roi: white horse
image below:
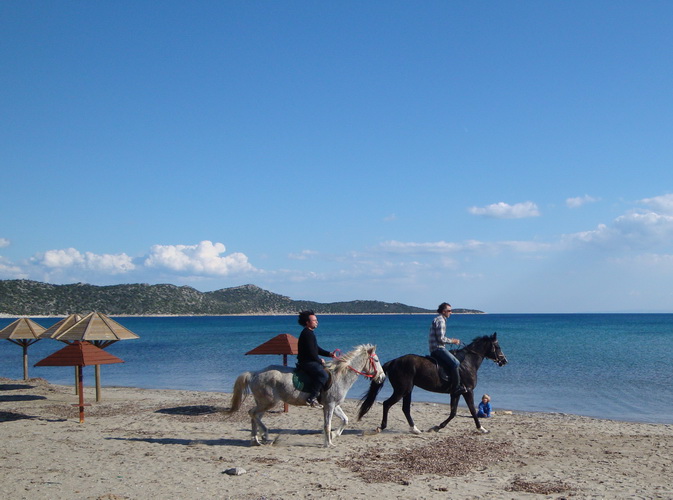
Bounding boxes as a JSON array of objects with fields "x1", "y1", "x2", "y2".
[{"x1": 225, "y1": 344, "x2": 385, "y2": 447}]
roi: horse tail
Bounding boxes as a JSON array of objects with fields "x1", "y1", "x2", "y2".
[
  {"x1": 357, "y1": 360, "x2": 390, "y2": 421},
  {"x1": 224, "y1": 371, "x2": 252, "y2": 415}
]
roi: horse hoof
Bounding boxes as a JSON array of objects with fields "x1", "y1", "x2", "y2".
[
  {"x1": 375, "y1": 427, "x2": 383, "y2": 433},
  {"x1": 427, "y1": 426, "x2": 441, "y2": 433},
  {"x1": 477, "y1": 427, "x2": 489, "y2": 434},
  {"x1": 409, "y1": 426, "x2": 422, "y2": 435}
]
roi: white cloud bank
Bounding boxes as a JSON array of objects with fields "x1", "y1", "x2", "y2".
[
  {"x1": 38, "y1": 248, "x2": 135, "y2": 274},
  {"x1": 564, "y1": 195, "x2": 673, "y2": 251},
  {"x1": 144, "y1": 240, "x2": 256, "y2": 276},
  {"x1": 468, "y1": 201, "x2": 540, "y2": 219}
]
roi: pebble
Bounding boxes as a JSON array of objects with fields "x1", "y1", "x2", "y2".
[{"x1": 223, "y1": 467, "x2": 247, "y2": 476}]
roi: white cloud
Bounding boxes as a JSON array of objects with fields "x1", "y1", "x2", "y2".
[
  {"x1": 379, "y1": 239, "x2": 550, "y2": 255},
  {"x1": 0, "y1": 256, "x2": 25, "y2": 278},
  {"x1": 38, "y1": 248, "x2": 135, "y2": 273},
  {"x1": 144, "y1": 240, "x2": 256, "y2": 276},
  {"x1": 563, "y1": 210, "x2": 673, "y2": 250},
  {"x1": 468, "y1": 201, "x2": 540, "y2": 219},
  {"x1": 640, "y1": 193, "x2": 673, "y2": 215},
  {"x1": 288, "y1": 250, "x2": 318, "y2": 260},
  {"x1": 0, "y1": 238, "x2": 10, "y2": 248},
  {"x1": 566, "y1": 194, "x2": 598, "y2": 208}
]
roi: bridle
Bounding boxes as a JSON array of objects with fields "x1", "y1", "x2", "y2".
[
  {"x1": 463, "y1": 340, "x2": 506, "y2": 365},
  {"x1": 333, "y1": 350, "x2": 379, "y2": 378},
  {"x1": 349, "y1": 353, "x2": 379, "y2": 378}
]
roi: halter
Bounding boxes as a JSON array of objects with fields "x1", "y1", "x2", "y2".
[{"x1": 333, "y1": 349, "x2": 379, "y2": 378}]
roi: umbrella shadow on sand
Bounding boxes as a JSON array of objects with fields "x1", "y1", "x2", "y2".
[
  {"x1": 0, "y1": 410, "x2": 66, "y2": 423},
  {"x1": 155, "y1": 405, "x2": 220, "y2": 416},
  {"x1": 105, "y1": 436, "x2": 250, "y2": 447}
]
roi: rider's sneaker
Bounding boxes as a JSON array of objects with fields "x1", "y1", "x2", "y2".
[{"x1": 306, "y1": 397, "x2": 323, "y2": 409}]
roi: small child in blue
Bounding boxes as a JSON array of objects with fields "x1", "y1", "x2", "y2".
[{"x1": 477, "y1": 394, "x2": 492, "y2": 418}]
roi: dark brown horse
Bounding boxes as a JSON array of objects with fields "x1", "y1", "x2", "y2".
[{"x1": 357, "y1": 333, "x2": 507, "y2": 434}]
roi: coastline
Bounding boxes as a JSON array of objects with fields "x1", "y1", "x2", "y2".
[{"x1": 1, "y1": 377, "x2": 671, "y2": 499}]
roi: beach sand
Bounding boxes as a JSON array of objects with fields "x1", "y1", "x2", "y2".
[{"x1": 1, "y1": 377, "x2": 671, "y2": 499}]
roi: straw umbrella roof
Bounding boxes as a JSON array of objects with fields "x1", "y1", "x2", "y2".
[
  {"x1": 0, "y1": 318, "x2": 46, "y2": 340},
  {"x1": 40, "y1": 314, "x2": 84, "y2": 339},
  {"x1": 35, "y1": 341, "x2": 124, "y2": 367},
  {"x1": 54, "y1": 312, "x2": 139, "y2": 344}
]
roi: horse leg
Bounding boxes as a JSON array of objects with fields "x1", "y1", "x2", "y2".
[
  {"x1": 463, "y1": 391, "x2": 488, "y2": 433},
  {"x1": 248, "y1": 401, "x2": 274, "y2": 445},
  {"x1": 332, "y1": 404, "x2": 348, "y2": 439},
  {"x1": 323, "y1": 404, "x2": 336, "y2": 448},
  {"x1": 429, "y1": 394, "x2": 460, "y2": 432},
  {"x1": 378, "y1": 389, "x2": 405, "y2": 432},
  {"x1": 402, "y1": 393, "x2": 421, "y2": 434}
]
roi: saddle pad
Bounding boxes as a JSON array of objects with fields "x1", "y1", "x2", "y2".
[
  {"x1": 291, "y1": 369, "x2": 333, "y2": 392},
  {"x1": 292, "y1": 370, "x2": 311, "y2": 391}
]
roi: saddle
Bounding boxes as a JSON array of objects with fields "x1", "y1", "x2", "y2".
[
  {"x1": 426, "y1": 352, "x2": 451, "y2": 384},
  {"x1": 292, "y1": 367, "x2": 333, "y2": 393}
]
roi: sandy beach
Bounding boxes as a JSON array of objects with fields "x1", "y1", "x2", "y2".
[{"x1": 1, "y1": 377, "x2": 671, "y2": 499}]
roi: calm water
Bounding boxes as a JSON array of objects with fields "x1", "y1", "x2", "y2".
[{"x1": 1, "y1": 314, "x2": 672, "y2": 424}]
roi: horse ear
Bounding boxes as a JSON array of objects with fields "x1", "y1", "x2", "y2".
[{"x1": 491, "y1": 332, "x2": 497, "y2": 339}]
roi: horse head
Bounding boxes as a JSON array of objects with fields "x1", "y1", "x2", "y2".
[
  {"x1": 468, "y1": 332, "x2": 508, "y2": 366},
  {"x1": 487, "y1": 332, "x2": 508, "y2": 366},
  {"x1": 366, "y1": 346, "x2": 386, "y2": 383},
  {"x1": 331, "y1": 344, "x2": 386, "y2": 383}
]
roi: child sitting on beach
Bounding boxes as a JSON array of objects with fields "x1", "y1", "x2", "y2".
[{"x1": 477, "y1": 394, "x2": 492, "y2": 418}]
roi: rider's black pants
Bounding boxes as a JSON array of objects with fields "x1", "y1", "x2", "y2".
[{"x1": 298, "y1": 361, "x2": 329, "y2": 399}]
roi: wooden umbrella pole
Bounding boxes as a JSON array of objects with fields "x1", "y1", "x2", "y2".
[
  {"x1": 283, "y1": 354, "x2": 289, "y2": 413},
  {"x1": 74, "y1": 367, "x2": 79, "y2": 395},
  {"x1": 78, "y1": 366, "x2": 85, "y2": 423},
  {"x1": 22, "y1": 343, "x2": 29, "y2": 381},
  {"x1": 95, "y1": 365, "x2": 101, "y2": 402}
]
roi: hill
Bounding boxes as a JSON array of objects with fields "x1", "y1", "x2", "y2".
[{"x1": 0, "y1": 279, "x2": 483, "y2": 316}]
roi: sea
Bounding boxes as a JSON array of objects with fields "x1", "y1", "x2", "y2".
[{"x1": 1, "y1": 314, "x2": 672, "y2": 425}]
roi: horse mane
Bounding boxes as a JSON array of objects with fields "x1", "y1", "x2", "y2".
[
  {"x1": 327, "y1": 344, "x2": 374, "y2": 376},
  {"x1": 451, "y1": 335, "x2": 492, "y2": 361}
]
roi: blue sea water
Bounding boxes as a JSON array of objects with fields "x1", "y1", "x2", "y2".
[{"x1": 1, "y1": 314, "x2": 672, "y2": 424}]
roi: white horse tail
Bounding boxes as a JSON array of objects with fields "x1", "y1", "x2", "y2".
[{"x1": 224, "y1": 371, "x2": 252, "y2": 415}]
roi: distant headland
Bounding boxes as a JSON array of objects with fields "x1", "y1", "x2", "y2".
[{"x1": 0, "y1": 279, "x2": 484, "y2": 316}]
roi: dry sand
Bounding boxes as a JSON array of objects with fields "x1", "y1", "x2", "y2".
[{"x1": 1, "y1": 377, "x2": 671, "y2": 499}]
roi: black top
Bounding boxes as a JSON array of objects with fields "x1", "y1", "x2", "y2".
[{"x1": 297, "y1": 327, "x2": 331, "y2": 365}]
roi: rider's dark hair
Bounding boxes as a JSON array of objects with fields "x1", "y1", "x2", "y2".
[
  {"x1": 437, "y1": 302, "x2": 451, "y2": 314},
  {"x1": 298, "y1": 310, "x2": 315, "y2": 326}
]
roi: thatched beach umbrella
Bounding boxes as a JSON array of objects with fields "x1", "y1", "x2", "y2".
[
  {"x1": 35, "y1": 341, "x2": 124, "y2": 423},
  {"x1": 246, "y1": 333, "x2": 299, "y2": 412},
  {"x1": 40, "y1": 314, "x2": 84, "y2": 393},
  {"x1": 52, "y1": 312, "x2": 139, "y2": 401},
  {"x1": 0, "y1": 318, "x2": 46, "y2": 380}
]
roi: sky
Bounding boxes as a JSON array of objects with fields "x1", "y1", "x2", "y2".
[{"x1": 2, "y1": 1, "x2": 673, "y2": 313}]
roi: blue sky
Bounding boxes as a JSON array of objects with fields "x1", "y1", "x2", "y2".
[{"x1": 2, "y1": 1, "x2": 673, "y2": 313}]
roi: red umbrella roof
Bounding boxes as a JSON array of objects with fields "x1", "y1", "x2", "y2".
[
  {"x1": 35, "y1": 341, "x2": 124, "y2": 367},
  {"x1": 246, "y1": 333, "x2": 298, "y2": 355}
]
